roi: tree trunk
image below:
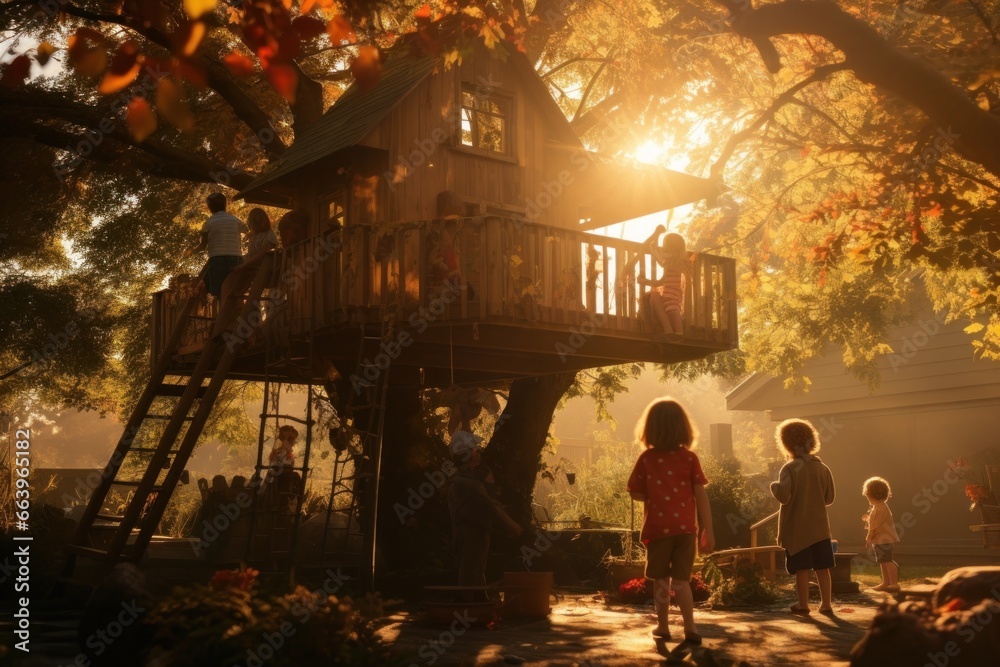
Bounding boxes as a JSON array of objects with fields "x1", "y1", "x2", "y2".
[
  {"x1": 482, "y1": 371, "x2": 578, "y2": 527},
  {"x1": 373, "y1": 372, "x2": 576, "y2": 575}
]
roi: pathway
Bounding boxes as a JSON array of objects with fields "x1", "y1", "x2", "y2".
[{"x1": 378, "y1": 594, "x2": 878, "y2": 666}]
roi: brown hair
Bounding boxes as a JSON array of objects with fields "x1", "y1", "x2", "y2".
[
  {"x1": 277, "y1": 209, "x2": 309, "y2": 246},
  {"x1": 634, "y1": 397, "x2": 697, "y2": 452},
  {"x1": 277, "y1": 425, "x2": 298, "y2": 442},
  {"x1": 207, "y1": 192, "x2": 227, "y2": 213},
  {"x1": 863, "y1": 476, "x2": 891, "y2": 502},
  {"x1": 248, "y1": 208, "x2": 272, "y2": 232},
  {"x1": 776, "y1": 418, "x2": 820, "y2": 458}
]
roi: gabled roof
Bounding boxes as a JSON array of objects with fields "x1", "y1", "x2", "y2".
[
  {"x1": 240, "y1": 45, "x2": 441, "y2": 199},
  {"x1": 239, "y1": 39, "x2": 719, "y2": 217}
]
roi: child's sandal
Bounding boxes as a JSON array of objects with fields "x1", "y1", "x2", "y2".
[
  {"x1": 652, "y1": 628, "x2": 672, "y2": 640},
  {"x1": 790, "y1": 605, "x2": 811, "y2": 616},
  {"x1": 682, "y1": 632, "x2": 702, "y2": 646}
]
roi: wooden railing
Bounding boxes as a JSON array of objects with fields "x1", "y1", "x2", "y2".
[{"x1": 151, "y1": 217, "x2": 738, "y2": 361}]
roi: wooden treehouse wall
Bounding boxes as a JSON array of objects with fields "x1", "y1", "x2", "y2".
[{"x1": 350, "y1": 48, "x2": 577, "y2": 228}]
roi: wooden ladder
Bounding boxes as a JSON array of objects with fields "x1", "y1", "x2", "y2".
[
  {"x1": 71, "y1": 257, "x2": 275, "y2": 567},
  {"x1": 318, "y1": 322, "x2": 392, "y2": 591}
]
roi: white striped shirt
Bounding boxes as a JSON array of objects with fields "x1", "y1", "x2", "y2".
[{"x1": 201, "y1": 212, "x2": 248, "y2": 257}]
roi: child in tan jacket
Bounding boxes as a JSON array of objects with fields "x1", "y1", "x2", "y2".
[
  {"x1": 862, "y1": 476, "x2": 900, "y2": 591},
  {"x1": 769, "y1": 419, "x2": 837, "y2": 616}
]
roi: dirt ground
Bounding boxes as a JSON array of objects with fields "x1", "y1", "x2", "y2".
[{"x1": 378, "y1": 593, "x2": 882, "y2": 666}]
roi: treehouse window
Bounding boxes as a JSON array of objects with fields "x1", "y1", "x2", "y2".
[
  {"x1": 460, "y1": 85, "x2": 509, "y2": 155},
  {"x1": 323, "y1": 190, "x2": 346, "y2": 228}
]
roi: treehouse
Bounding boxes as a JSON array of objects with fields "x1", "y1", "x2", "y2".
[
  {"x1": 154, "y1": 39, "x2": 738, "y2": 382},
  {"x1": 71, "y1": 40, "x2": 738, "y2": 582}
]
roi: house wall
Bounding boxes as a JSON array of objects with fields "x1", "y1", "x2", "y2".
[
  {"x1": 727, "y1": 316, "x2": 1000, "y2": 560},
  {"x1": 794, "y1": 402, "x2": 998, "y2": 559},
  {"x1": 355, "y1": 46, "x2": 580, "y2": 227}
]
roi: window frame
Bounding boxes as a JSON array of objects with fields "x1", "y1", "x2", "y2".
[{"x1": 453, "y1": 81, "x2": 516, "y2": 162}]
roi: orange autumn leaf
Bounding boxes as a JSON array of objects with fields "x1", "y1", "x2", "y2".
[
  {"x1": 266, "y1": 62, "x2": 297, "y2": 103},
  {"x1": 350, "y1": 45, "x2": 382, "y2": 92},
  {"x1": 175, "y1": 58, "x2": 208, "y2": 88},
  {"x1": 415, "y1": 4, "x2": 432, "y2": 22},
  {"x1": 300, "y1": 0, "x2": 317, "y2": 13},
  {"x1": 176, "y1": 21, "x2": 206, "y2": 57},
  {"x1": 156, "y1": 77, "x2": 195, "y2": 131},
  {"x1": 223, "y1": 52, "x2": 255, "y2": 77},
  {"x1": 68, "y1": 28, "x2": 109, "y2": 77},
  {"x1": 36, "y1": 42, "x2": 56, "y2": 67},
  {"x1": 98, "y1": 42, "x2": 142, "y2": 94},
  {"x1": 126, "y1": 97, "x2": 158, "y2": 142},
  {"x1": 924, "y1": 202, "x2": 944, "y2": 218},
  {"x1": 327, "y1": 15, "x2": 355, "y2": 44},
  {"x1": 183, "y1": 0, "x2": 216, "y2": 20}
]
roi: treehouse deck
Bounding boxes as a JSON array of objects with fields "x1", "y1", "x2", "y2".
[{"x1": 152, "y1": 216, "x2": 738, "y2": 385}]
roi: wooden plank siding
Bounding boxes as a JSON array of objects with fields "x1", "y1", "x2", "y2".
[{"x1": 331, "y1": 47, "x2": 581, "y2": 230}]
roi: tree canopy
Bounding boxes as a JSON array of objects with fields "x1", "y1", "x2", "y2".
[{"x1": 2, "y1": 0, "x2": 1000, "y2": 420}]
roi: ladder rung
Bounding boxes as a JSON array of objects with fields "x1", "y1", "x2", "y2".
[
  {"x1": 95, "y1": 513, "x2": 124, "y2": 522},
  {"x1": 67, "y1": 545, "x2": 110, "y2": 559},
  {"x1": 111, "y1": 481, "x2": 164, "y2": 490},
  {"x1": 259, "y1": 413, "x2": 315, "y2": 425},
  {"x1": 254, "y1": 464, "x2": 310, "y2": 472},
  {"x1": 156, "y1": 384, "x2": 207, "y2": 398}
]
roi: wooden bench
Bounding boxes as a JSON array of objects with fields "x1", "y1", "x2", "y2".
[
  {"x1": 710, "y1": 545, "x2": 786, "y2": 580},
  {"x1": 969, "y1": 523, "x2": 1000, "y2": 549}
]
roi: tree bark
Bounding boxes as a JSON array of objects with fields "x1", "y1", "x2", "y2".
[
  {"x1": 482, "y1": 371, "x2": 578, "y2": 527},
  {"x1": 726, "y1": 0, "x2": 1000, "y2": 179}
]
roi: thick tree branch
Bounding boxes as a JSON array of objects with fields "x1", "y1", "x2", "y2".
[
  {"x1": 569, "y1": 90, "x2": 625, "y2": 136},
  {"x1": 572, "y1": 50, "x2": 612, "y2": 123},
  {"x1": 0, "y1": 89, "x2": 255, "y2": 188},
  {"x1": 711, "y1": 63, "x2": 846, "y2": 178},
  {"x1": 54, "y1": 1, "x2": 287, "y2": 158},
  {"x1": 724, "y1": 0, "x2": 1000, "y2": 180}
]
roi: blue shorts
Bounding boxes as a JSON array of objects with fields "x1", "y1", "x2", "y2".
[
  {"x1": 785, "y1": 538, "x2": 835, "y2": 574},
  {"x1": 207, "y1": 255, "x2": 241, "y2": 297}
]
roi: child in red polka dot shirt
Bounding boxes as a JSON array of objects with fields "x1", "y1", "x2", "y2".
[{"x1": 627, "y1": 397, "x2": 715, "y2": 646}]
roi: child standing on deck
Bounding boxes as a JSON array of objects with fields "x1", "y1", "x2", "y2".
[
  {"x1": 862, "y1": 476, "x2": 900, "y2": 592},
  {"x1": 627, "y1": 398, "x2": 715, "y2": 645},
  {"x1": 770, "y1": 419, "x2": 837, "y2": 616}
]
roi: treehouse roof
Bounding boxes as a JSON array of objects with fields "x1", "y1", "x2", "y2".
[
  {"x1": 239, "y1": 39, "x2": 721, "y2": 222},
  {"x1": 240, "y1": 44, "x2": 442, "y2": 199}
]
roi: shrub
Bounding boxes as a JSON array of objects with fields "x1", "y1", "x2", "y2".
[
  {"x1": 615, "y1": 573, "x2": 711, "y2": 606},
  {"x1": 701, "y1": 456, "x2": 774, "y2": 550},
  {"x1": 144, "y1": 569, "x2": 400, "y2": 666},
  {"x1": 701, "y1": 557, "x2": 780, "y2": 608}
]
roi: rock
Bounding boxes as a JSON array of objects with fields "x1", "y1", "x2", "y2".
[{"x1": 932, "y1": 566, "x2": 1000, "y2": 609}]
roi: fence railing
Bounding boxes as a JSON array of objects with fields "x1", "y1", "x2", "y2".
[{"x1": 151, "y1": 217, "x2": 738, "y2": 362}]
